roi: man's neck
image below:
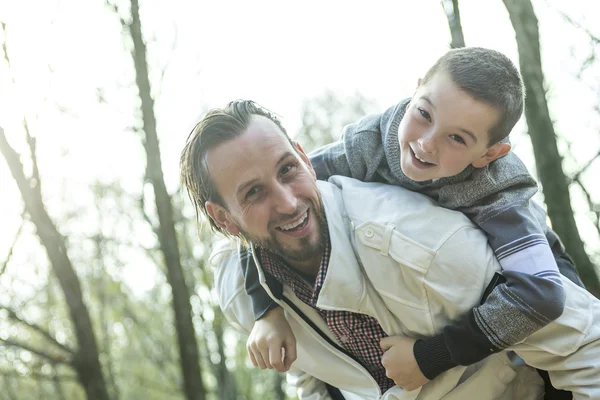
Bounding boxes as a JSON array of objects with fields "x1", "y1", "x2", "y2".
[{"x1": 286, "y1": 256, "x2": 322, "y2": 279}]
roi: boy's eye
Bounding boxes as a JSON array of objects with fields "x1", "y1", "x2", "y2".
[
  {"x1": 418, "y1": 107, "x2": 432, "y2": 122},
  {"x1": 450, "y1": 134, "x2": 466, "y2": 145}
]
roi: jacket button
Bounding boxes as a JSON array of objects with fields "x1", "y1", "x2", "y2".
[{"x1": 365, "y1": 228, "x2": 374, "y2": 238}]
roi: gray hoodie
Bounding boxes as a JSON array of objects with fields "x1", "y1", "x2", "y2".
[{"x1": 308, "y1": 98, "x2": 569, "y2": 378}]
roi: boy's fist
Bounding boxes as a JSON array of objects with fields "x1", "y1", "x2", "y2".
[{"x1": 381, "y1": 335, "x2": 429, "y2": 391}]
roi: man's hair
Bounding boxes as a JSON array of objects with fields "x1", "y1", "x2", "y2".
[
  {"x1": 180, "y1": 100, "x2": 293, "y2": 236},
  {"x1": 421, "y1": 47, "x2": 524, "y2": 146}
]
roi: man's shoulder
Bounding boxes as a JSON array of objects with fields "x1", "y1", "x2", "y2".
[
  {"x1": 209, "y1": 239, "x2": 247, "y2": 308},
  {"x1": 321, "y1": 177, "x2": 481, "y2": 251}
]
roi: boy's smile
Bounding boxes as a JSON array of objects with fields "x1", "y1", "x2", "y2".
[{"x1": 398, "y1": 72, "x2": 510, "y2": 182}]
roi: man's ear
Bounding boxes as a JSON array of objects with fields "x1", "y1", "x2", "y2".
[
  {"x1": 472, "y1": 142, "x2": 511, "y2": 168},
  {"x1": 294, "y1": 142, "x2": 317, "y2": 179},
  {"x1": 206, "y1": 201, "x2": 240, "y2": 236}
]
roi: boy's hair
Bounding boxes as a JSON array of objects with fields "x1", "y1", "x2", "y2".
[
  {"x1": 180, "y1": 100, "x2": 293, "y2": 237},
  {"x1": 421, "y1": 47, "x2": 524, "y2": 146}
]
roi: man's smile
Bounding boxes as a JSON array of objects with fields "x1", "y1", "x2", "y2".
[{"x1": 275, "y1": 209, "x2": 311, "y2": 236}]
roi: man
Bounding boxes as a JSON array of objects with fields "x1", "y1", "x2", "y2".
[{"x1": 181, "y1": 100, "x2": 600, "y2": 400}]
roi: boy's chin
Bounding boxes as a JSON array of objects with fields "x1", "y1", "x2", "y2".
[{"x1": 401, "y1": 165, "x2": 435, "y2": 182}]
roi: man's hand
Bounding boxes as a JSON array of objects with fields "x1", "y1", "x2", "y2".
[
  {"x1": 380, "y1": 336, "x2": 429, "y2": 391},
  {"x1": 247, "y1": 306, "x2": 297, "y2": 372}
]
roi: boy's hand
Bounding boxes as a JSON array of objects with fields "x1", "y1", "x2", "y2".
[
  {"x1": 380, "y1": 336, "x2": 429, "y2": 391},
  {"x1": 247, "y1": 306, "x2": 297, "y2": 372}
]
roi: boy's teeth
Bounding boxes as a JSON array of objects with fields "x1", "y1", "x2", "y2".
[
  {"x1": 280, "y1": 211, "x2": 308, "y2": 231},
  {"x1": 416, "y1": 154, "x2": 431, "y2": 164}
]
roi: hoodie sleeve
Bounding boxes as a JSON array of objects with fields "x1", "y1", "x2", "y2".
[{"x1": 308, "y1": 104, "x2": 399, "y2": 182}]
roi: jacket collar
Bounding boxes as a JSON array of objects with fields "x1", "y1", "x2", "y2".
[{"x1": 251, "y1": 180, "x2": 366, "y2": 312}]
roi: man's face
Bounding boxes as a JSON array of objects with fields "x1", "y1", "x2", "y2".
[
  {"x1": 206, "y1": 116, "x2": 326, "y2": 265},
  {"x1": 398, "y1": 71, "x2": 504, "y2": 181}
]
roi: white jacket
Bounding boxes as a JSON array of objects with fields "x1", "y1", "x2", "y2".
[{"x1": 211, "y1": 177, "x2": 600, "y2": 399}]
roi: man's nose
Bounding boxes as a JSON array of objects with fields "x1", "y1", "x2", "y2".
[{"x1": 273, "y1": 184, "x2": 297, "y2": 215}]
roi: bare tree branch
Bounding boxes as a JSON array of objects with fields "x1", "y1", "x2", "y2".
[
  {"x1": 130, "y1": 374, "x2": 180, "y2": 397},
  {"x1": 0, "y1": 339, "x2": 71, "y2": 365},
  {"x1": 122, "y1": 304, "x2": 179, "y2": 383},
  {"x1": 52, "y1": 364, "x2": 68, "y2": 400},
  {"x1": 440, "y1": 0, "x2": 466, "y2": 48},
  {"x1": 570, "y1": 149, "x2": 600, "y2": 182},
  {"x1": 23, "y1": 119, "x2": 41, "y2": 196},
  {"x1": 154, "y1": 22, "x2": 178, "y2": 100},
  {"x1": 0, "y1": 306, "x2": 75, "y2": 355},
  {"x1": 554, "y1": 8, "x2": 600, "y2": 44},
  {"x1": 573, "y1": 178, "x2": 600, "y2": 236},
  {"x1": 0, "y1": 212, "x2": 25, "y2": 277},
  {"x1": 139, "y1": 186, "x2": 159, "y2": 235},
  {"x1": 0, "y1": 370, "x2": 78, "y2": 383},
  {"x1": 547, "y1": 4, "x2": 598, "y2": 76},
  {"x1": 90, "y1": 197, "x2": 121, "y2": 400},
  {"x1": 2, "y1": 25, "x2": 40, "y2": 177},
  {"x1": 2, "y1": 375, "x2": 18, "y2": 400},
  {"x1": 105, "y1": 0, "x2": 129, "y2": 30},
  {"x1": 0, "y1": 124, "x2": 109, "y2": 400}
]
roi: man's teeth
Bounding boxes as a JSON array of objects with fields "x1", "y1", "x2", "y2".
[{"x1": 279, "y1": 211, "x2": 308, "y2": 231}]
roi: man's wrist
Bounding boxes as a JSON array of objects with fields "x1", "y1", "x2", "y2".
[{"x1": 413, "y1": 335, "x2": 457, "y2": 380}]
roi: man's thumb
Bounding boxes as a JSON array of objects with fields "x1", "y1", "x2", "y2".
[{"x1": 380, "y1": 336, "x2": 393, "y2": 351}]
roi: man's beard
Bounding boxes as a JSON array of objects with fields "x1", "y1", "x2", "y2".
[{"x1": 238, "y1": 197, "x2": 328, "y2": 264}]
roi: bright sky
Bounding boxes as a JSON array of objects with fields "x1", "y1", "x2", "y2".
[{"x1": 1, "y1": 0, "x2": 599, "y2": 294}]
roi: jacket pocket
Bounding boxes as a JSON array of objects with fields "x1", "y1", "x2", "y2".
[
  {"x1": 354, "y1": 221, "x2": 436, "y2": 336},
  {"x1": 438, "y1": 353, "x2": 543, "y2": 400}
]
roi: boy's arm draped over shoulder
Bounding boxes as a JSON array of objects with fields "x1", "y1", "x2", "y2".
[
  {"x1": 239, "y1": 243, "x2": 283, "y2": 319},
  {"x1": 415, "y1": 153, "x2": 567, "y2": 379},
  {"x1": 308, "y1": 101, "x2": 409, "y2": 183}
]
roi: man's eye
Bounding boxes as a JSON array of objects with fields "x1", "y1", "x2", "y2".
[
  {"x1": 280, "y1": 164, "x2": 295, "y2": 175},
  {"x1": 246, "y1": 187, "x2": 260, "y2": 199},
  {"x1": 418, "y1": 107, "x2": 432, "y2": 122},
  {"x1": 450, "y1": 134, "x2": 466, "y2": 145}
]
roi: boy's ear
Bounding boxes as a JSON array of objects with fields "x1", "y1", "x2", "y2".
[
  {"x1": 294, "y1": 142, "x2": 317, "y2": 179},
  {"x1": 472, "y1": 142, "x2": 511, "y2": 168},
  {"x1": 206, "y1": 201, "x2": 240, "y2": 236}
]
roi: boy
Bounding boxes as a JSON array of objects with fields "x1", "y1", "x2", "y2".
[{"x1": 242, "y1": 47, "x2": 583, "y2": 389}]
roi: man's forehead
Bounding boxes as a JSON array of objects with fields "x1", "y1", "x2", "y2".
[{"x1": 205, "y1": 116, "x2": 296, "y2": 196}]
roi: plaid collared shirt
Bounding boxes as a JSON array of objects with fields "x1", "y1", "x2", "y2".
[{"x1": 257, "y1": 242, "x2": 394, "y2": 393}]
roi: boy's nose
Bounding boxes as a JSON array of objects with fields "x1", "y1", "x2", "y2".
[{"x1": 418, "y1": 134, "x2": 436, "y2": 154}]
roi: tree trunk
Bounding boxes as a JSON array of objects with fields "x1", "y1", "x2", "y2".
[
  {"x1": 441, "y1": 0, "x2": 466, "y2": 48},
  {"x1": 0, "y1": 129, "x2": 110, "y2": 400},
  {"x1": 273, "y1": 372, "x2": 286, "y2": 400},
  {"x1": 503, "y1": 0, "x2": 600, "y2": 297},
  {"x1": 214, "y1": 312, "x2": 238, "y2": 400},
  {"x1": 126, "y1": 0, "x2": 206, "y2": 398}
]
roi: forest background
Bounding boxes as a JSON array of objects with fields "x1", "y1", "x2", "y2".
[{"x1": 1, "y1": 0, "x2": 600, "y2": 399}]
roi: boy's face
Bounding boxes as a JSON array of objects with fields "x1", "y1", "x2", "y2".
[{"x1": 398, "y1": 71, "x2": 509, "y2": 182}]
